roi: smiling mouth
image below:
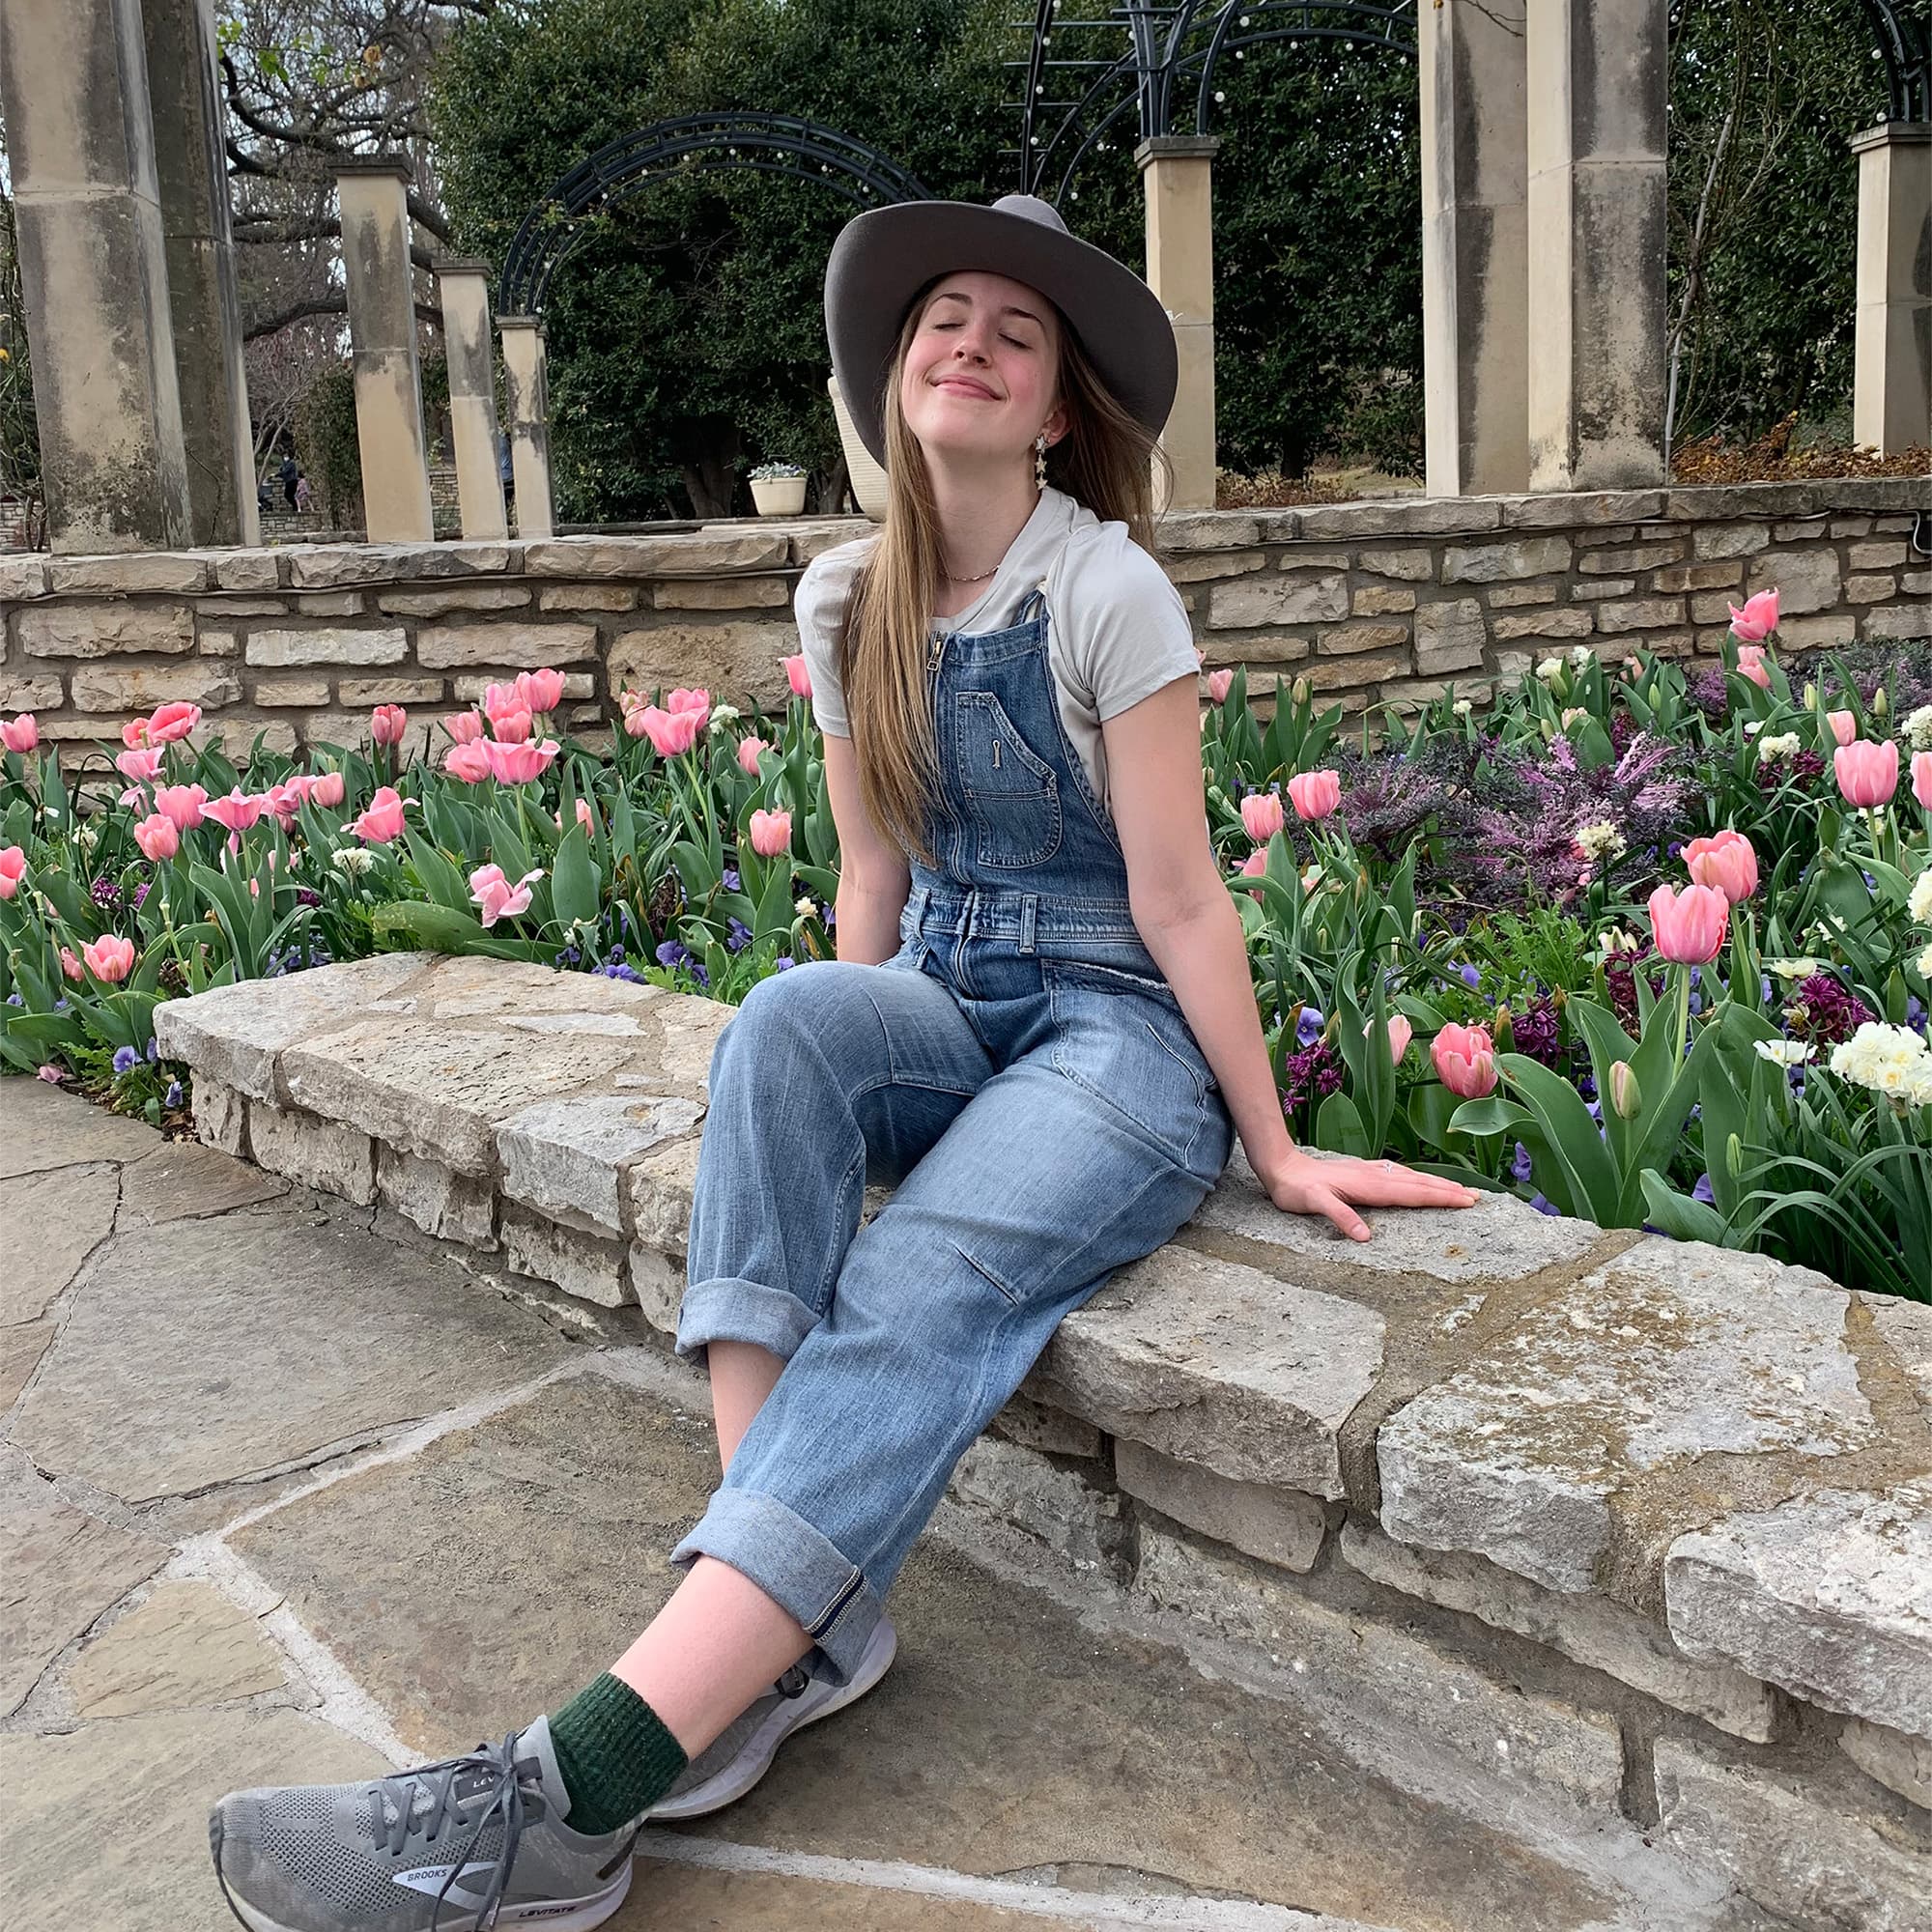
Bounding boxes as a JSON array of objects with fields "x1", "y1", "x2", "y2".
[{"x1": 933, "y1": 379, "x2": 997, "y2": 400}]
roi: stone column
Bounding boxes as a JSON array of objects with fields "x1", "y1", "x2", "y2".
[
  {"x1": 1851, "y1": 123, "x2": 1932, "y2": 458},
  {"x1": 436, "y1": 260, "x2": 508, "y2": 541},
  {"x1": 334, "y1": 157, "x2": 434, "y2": 544},
  {"x1": 0, "y1": 0, "x2": 191, "y2": 552},
  {"x1": 497, "y1": 317, "x2": 554, "y2": 540},
  {"x1": 1420, "y1": 0, "x2": 1529, "y2": 497},
  {"x1": 141, "y1": 0, "x2": 258, "y2": 547},
  {"x1": 1524, "y1": 0, "x2": 1669, "y2": 491},
  {"x1": 1135, "y1": 135, "x2": 1219, "y2": 513}
]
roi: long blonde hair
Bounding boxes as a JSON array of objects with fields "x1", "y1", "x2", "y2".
[{"x1": 836, "y1": 280, "x2": 1176, "y2": 867}]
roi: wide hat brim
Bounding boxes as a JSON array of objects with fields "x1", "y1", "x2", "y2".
[{"x1": 824, "y1": 196, "x2": 1178, "y2": 468}]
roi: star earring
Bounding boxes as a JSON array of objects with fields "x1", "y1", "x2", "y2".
[{"x1": 1035, "y1": 432, "x2": 1048, "y2": 488}]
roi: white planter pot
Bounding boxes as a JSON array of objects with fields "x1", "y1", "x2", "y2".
[
  {"x1": 828, "y1": 376, "x2": 889, "y2": 522},
  {"x1": 750, "y1": 474, "x2": 808, "y2": 517}
]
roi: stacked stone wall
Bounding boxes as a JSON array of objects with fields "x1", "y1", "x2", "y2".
[{"x1": 3, "y1": 479, "x2": 1925, "y2": 752}]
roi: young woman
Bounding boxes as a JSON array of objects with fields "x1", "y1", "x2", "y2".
[{"x1": 209, "y1": 192, "x2": 1476, "y2": 1932}]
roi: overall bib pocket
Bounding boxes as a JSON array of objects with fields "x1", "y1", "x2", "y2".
[{"x1": 955, "y1": 690, "x2": 1063, "y2": 869}]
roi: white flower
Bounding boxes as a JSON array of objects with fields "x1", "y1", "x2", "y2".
[
  {"x1": 1568, "y1": 645, "x2": 1594, "y2": 670},
  {"x1": 330, "y1": 847, "x2": 375, "y2": 877},
  {"x1": 1918, "y1": 942, "x2": 1932, "y2": 978},
  {"x1": 1452, "y1": 698, "x2": 1473, "y2": 719},
  {"x1": 1909, "y1": 869, "x2": 1932, "y2": 925},
  {"x1": 1757, "y1": 732, "x2": 1802, "y2": 761},
  {"x1": 1574, "y1": 820, "x2": 1627, "y2": 864},
  {"x1": 1829, "y1": 1021, "x2": 1932, "y2": 1108},
  {"x1": 1766, "y1": 956, "x2": 1821, "y2": 980},
  {"x1": 794, "y1": 895, "x2": 818, "y2": 920},
  {"x1": 1743, "y1": 720, "x2": 1762, "y2": 737},
  {"x1": 706, "y1": 703, "x2": 742, "y2": 733},
  {"x1": 1904, "y1": 703, "x2": 1932, "y2": 752},
  {"x1": 77, "y1": 825, "x2": 98, "y2": 852},
  {"x1": 1535, "y1": 657, "x2": 1564, "y2": 684},
  {"x1": 1754, "y1": 1038, "x2": 1814, "y2": 1066}
]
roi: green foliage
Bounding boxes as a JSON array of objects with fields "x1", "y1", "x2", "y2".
[{"x1": 293, "y1": 363, "x2": 362, "y2": 528}]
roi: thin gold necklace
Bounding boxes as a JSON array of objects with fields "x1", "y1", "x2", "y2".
[{"x1": 941, "y1": 487, "x2": 1042, "y2": 584}]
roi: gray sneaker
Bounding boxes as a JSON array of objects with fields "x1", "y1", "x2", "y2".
[
  {"x1": 210, "y1": 1716, "x2": 635, "y2": 1932},
  {"x1": 647, "y1": 1615, "x2": 898, "y2": 1821}
]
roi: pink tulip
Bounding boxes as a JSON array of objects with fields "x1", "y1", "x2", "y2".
[
  {"x1": 1239, "y1": 790, "x2": 1285, "y2": 841},
  {"x1": 370, "y1": 703, "x2": 408, "y2": 747},
  {"x1": 152, "y1": 783, "x2": 207, "y2": 833},
  {"x1": 737, "y1": 735, "x2": 770, "y2": 777},
  {"x1": 60, "y1": 947, "x2": 83, "y2": 982},
  {"x1": 444, "y1": 741, "x2": 495, "y2": 784},
  {"x1": 491, "y1": 706, "x2": 534, "y2": 746},
  {"x1": 637, "y1": 705, "x2": 704, "y2": 757},
  {"x1": 1207, "y1": 668, "x2": 1235, "y2": 704},
  {"x1": 1287, "y1": 770, "x2": 1343, "y2": 823},
  {"x1": 115, "y1": 746, "x2": 164, "y2": 782},
  {"x1": 201, "y1": 787, "x2": 265, "y2": 835},
  {"x1": 145, "y1": 701, "x2": 201, "y2": 745},
  {"x1": 1913, "y1": 750, "x2": 1932, "y2": 812},
  {"x1": 781, "y1": 655, "x2": 812, "y2": 698},
  {"x1": 1727, "y1": 588, "x2": 1779, "y2": 642},
  {"x1": 445, "y1": 710, "x2": 486, "y2": 745},
  {"x1": 1834, "y1": 738, "x2": 1898, "y2": 810},
  {"x1": 1432, "y1": 1021, "x2": 1497, "y2": 1099},
  {"x1": 1826, "y1": 710, "x2": 1858, "y2": 747},
  {"x1": 1236, "y1": 849, "x2": 1268, "y2": 879},
  {"x1": 1734, "y1": 644, "x2": 1772, "y2": 691},
  {"x1": 82, "y1": 933, "x2": 135, "y2": 983},
  {"x1": 1683, "y1": 829, "x2": 1758, "y2": 905},
  {"x1": 1, "y1": 713, "x2": 38, "y2": 753},
  {"x1": 749, "y1": 808, "x2": 791, "y2": 858},
  {"x1": 120, "y1": 718, "x2": 153, "y2": 750},
  {"x1": 480, "y1": 737, "x2": 558, "y2": 785},
  {"x1": 132, "y1": 812, "x2": 180, "y2": 862},
  {"x1": 35, "y1": 1064, "x2": 64, "y2": 1083},
  {"x1": 666, "y1": 685, "x2": 711, "y2": 724},
  {"x1": 468, "y1": 862, "x2": 544, "y2": 927},
  {"x1": 1648, "y1": 882, "x2": 1730, "y2": 965},
  {"x1": 0, "y1": 846, "x2": 24, "y2": 899},
  {"x1": 517, "y1": 668, "x2": 566, "y2": 715},
  {"x1": 349, "y1": 785, "x2": 407, "y2": 843},
  {"x1": 308, "y1": 770, "x2": 345, "y2": 809},
  {"x1": 261, "y1": 781, "x2": 304, "y2": 824},
  {"x1": 1385, "y1": 1014, "x2": 1413, "y2": 1065},
  {"x1": 481, "y1": 681, "x2": 524, "y2": 723}
]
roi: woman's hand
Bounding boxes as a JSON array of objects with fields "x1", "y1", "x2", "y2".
[{"x1": 1257, "y1": 1147, "x2": 1482, "y2": 1243}]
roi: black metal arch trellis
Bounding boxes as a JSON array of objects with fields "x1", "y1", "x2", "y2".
[
  {"x1": 498, "y1": 113, "x2": 935, "y2": 316},
  {"x1": 1858, "y1": 0, "x2": 1932, "y2": 122}
]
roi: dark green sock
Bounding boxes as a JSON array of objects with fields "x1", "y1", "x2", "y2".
[{"x1": 546, "y1": 1673, "x2": 688, "y2": 1835}]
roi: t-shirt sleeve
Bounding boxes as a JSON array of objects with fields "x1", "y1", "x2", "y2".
[
  {"x1": 794, "y1": 542, "x2": 870, "y2": 739},
  {"x1": 1058, "y1": 526, "x2": 1201, "y2": 722}
]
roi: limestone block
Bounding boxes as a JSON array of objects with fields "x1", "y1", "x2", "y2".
[
  {"x1": 47, "y1": 554, "x2": 211, "y2": 595},
  {"x1": 1866, "y1": 1297, "x2": 1932, "y2": 1419},
  {"x1": 1780, "y1": 614, "x2": 1861, "y2": 647},
  {"x1": 191, "y1": 1078, "x2": 247, "y2": 1156},
  {"x1": 68, "y1": 666, "x2": 241, "y2": 713},
  {"x1": 1316, "y1": 622, "x2": 1410, "y2": 658},
  {"x1": 1357, "y1": 548, "x2": 1436, "y2": 582},
  {"x1": 1690, "y1": 523, "x2": 1772, "y2": 560},
  {"x1": 1040, "y1": 1243, "x2": 1384, "y2": 1499},
  {"x1": 989, "y1": 1388, "x2": 1103, "y2": 1461},
  {"x1": 18, "y1": 603, "x2": 195, "y2": 658},
  {"x1": 1572, "y1": 579, "x2": 1638, "y2": 601},
  {"x1": 67, "y1": 1580, "x2": 284, "y2": 1718},
  {"x1": 1840, "y1": 1717, "x2": 1932, "y2": 1810},
  {"x1": 497, "y1": 1093, "x2": 705, "y2": 1237},
  {"x1": 1665, "y1": 1479, "x2": 1932, "y2": 1738},
  {"x1": 652, "y1": 577, "x2": 791, "y2": 611},
  {"x1": 1488, "y1": 583, "x2": 1559, "y2": 608},
  {"x1": 1133, "y1": 1522, "x2": 1626, "y2": 1804},
  {"x1": 501, "y1": 1205, "x2": 630, "y2": 1308},
  {"x1": 414, "y1": 543, "x2": 517, "y2": 579},
  {"x1": 415, "y1": 622, "x2": 598, "y2": 670},
  {"x1": 1379, "y1": 1241, "x2": 1874, "y2": 1595},
  {"x1": 1505, "y1": 490, "x2": 1666, "y2": 527},
  {"x1": 1223, "y1": 632, "x2": 1312, "y2": 665},
  {"x1": 452, "y1": 673, "x2": 594, "y2": 704},
  {"x1": 607, "y1": 622, "x2": 797, "y2": 709},
  {"x1": 622, "y1": 1135, "x2": 704, "y2": 1260},
  {"x1": 416, "y1": 955, "x2": 665, "y2": 1029},
  {"x1": 789, "y1": 524, "x2": 869, "y2": 562},
  {"x1": 1849, "y1": 543, "x2": 1910, "y2": 570},
  {"x1": 1654, "y1": 1739, "x2": 1932, "y2": 1932},
  {"x1": 1274, "y1": 551, "x2": 1355, "y2": 572},
  {"x1": 1832, "y1": 519, "x2": 1875, "y2": 538},
  {"x1": 1587, "y1": 598, "x2": 1685, "y2": 630},
  {"x1": 540, "y1": 585, "x2": 635, "y2": 611},
  {"x1": 284, "y1": 545, "x2": 430, "y2": 589},
  {"x1": 335, "y1": 677, "x2": 446, "y2": 706},
  {"x1": 1652, "y1": 561, "x2": 1743, "y2": 592},
  {"x1": 950, "y1": 1436, "x2": 1123, "y2": 1574},
  {"x1": 1208, "y1": 575, "x2": 1349, "y2": 629},
  {"x1": 1440, "y1": 537, "x2": 1573, "y2": 583},
  {"x1": 1576, "y1": 542, "x2": 1683, "y2": 575},
  {"x1": 1352, "y1": 586, "x2": 1417, "y2": 615},
  {"x1": 244, "y1": 628, "x2": 408, "y2": 668},
  {"x1": 251, "y1": 675, "x2": 332, "y2": 707},
  {"x1": 626, "y1": 1245, "x2": 684, "y2": 1334},
  {"x1": 376, "y1": 585, "x2": 531, "y2": 617},
  {"x1": 212, "y1": 552, "x2": 283, "y2": 591},
  {"x1": 1864, "y1": 605, "x2": 1932, "y2": 642},
  {"x1": 0, "y1": 673, "x2": 64, "y2": 711},
  {"x1": 376, "y1": 1145, "x2": 497, "y2": 1251},
  {"x1": 245, "y1": 1100, "x2": 376, "y2": 1206},
  {"x1": 1668, "y1": 483, "x2": 1826, "y2": 520},
  {"x1": 1491, "y1": 608, "x2": 1595, "y2": 641},
  {"x1": 1298, "y1": 499, "x2": 1502, "y2": 539},
  {"x1": 1165, "y1": 550, "x2": 1266, "y2": 583},
  {"x1": 1690, "y1": 591, "x2": 1745, "y2": 624},
  {"x1": 1745, "y1": 548, "x2": 1842, "y2": 615},
  {"x1": 154, "y1": 954, "x2": 431, "y2": 1103},
  {"x1": 291, "y1": 593, "x2": 364, "y2": 616},
  {"x1": 1848, "y1": 575, "x2": 1899, "y2": 602},
  {"x1": 1411, "y1": 599, "x2": 1487, "y2": 673},
  {"x1": 1117, "y1": 1437, "x2": 1326, "y2": 1575},
  {"x1": 1303, "y1": 651, "x2": 1409, "y2": 693},
  {"x1": 0, "y1": 556, "x2": 49, "y2": 599},
  {"x1": 523, "y1": 534, "x2": 789, "y2": 578},
  {"x1": 1338, "y1": 1520, "x2": 1776, "y2": 1741}
]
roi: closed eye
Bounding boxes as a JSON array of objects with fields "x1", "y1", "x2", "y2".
[{"x1": 933, "y1": 323, "x2": 1031, "y2": 349}]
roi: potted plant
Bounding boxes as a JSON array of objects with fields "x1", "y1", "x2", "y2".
[{"x1": 750, "y1": 461, "x2": 808, "y2": 517}]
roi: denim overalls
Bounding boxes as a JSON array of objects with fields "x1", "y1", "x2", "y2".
[{"x1": 670, "y1": 577, "x2": 1235, "y2": 1684}]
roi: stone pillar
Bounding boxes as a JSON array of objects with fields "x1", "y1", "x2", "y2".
[
  {"x1": 436, "y1": 260, "x2": 508, "y2": 541},
  {"x1": 141, "y1": 0, "x2": 258, "y2": 547},
  {"x1": 1420, "y1": 0, "x2": 1529, "y2": 497},
  {"x1": 0, "y1": 0, "x2": 191, "y2": 552},
  {"x1": 1524, "y1": 0, "x2": 1669, "y2": 491},
  {"x1": 497, "y1": 318, "x2": 554, "y2": 540},
  {"x1": 1135, "y1": 135, "x2": 1219, "y2": 513},
  {"x1": 334, "y1": 157, "x2": 434, "y2": 544},
  {"x1": 1851, "y1": 123, "x2": 1932, "y2": 458}
]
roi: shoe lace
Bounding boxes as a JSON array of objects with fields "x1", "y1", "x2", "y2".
[{"x1": 368, "y1": 1732, "x2": 538, "y2": 1930}]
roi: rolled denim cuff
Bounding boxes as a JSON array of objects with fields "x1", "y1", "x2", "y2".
[
  {"x1": 669, "y1": 1486, "x2": 884, "y2": 1689},
  {"x1": 674, "y1": 1275, "x2": 819, "y2": 1365}
]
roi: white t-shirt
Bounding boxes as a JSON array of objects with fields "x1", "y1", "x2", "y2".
[{"x1": 793, "y1": 485, "x2": 1200, "y2": 821}]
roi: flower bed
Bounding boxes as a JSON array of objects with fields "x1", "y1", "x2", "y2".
[{"x1": 2, "y1": 592, "x2": 1929, "y2": 1300}]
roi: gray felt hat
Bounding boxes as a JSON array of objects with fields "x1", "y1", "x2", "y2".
[{"x1": 824, "y1": 193, "x2": 1179, "y2": 467}]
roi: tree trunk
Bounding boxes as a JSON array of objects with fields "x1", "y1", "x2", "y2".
[{"x1": 678, "y1": 419, "x2": 742, "y2": 518}]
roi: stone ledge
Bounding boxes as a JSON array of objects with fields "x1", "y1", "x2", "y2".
[{"x1": 156, "y1": 955, "x2": 1932, "y2": 1920}]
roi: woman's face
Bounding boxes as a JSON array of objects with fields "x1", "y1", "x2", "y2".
[{"x1": 898, "y1": 270, "x2": 1066, "y2": 469}]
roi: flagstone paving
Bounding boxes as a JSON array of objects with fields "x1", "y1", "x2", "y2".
[{"x1": 2, "y1": 1083, "x2": 1783, "y2": 1931}]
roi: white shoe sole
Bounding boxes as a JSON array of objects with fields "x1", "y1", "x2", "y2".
[
  {"x1": 217, "y1": 1859, "x2": 632, "y2": 1932},
  {"x1": 646, "y1": 1618, "x2": 899, "y2": 1821}
]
